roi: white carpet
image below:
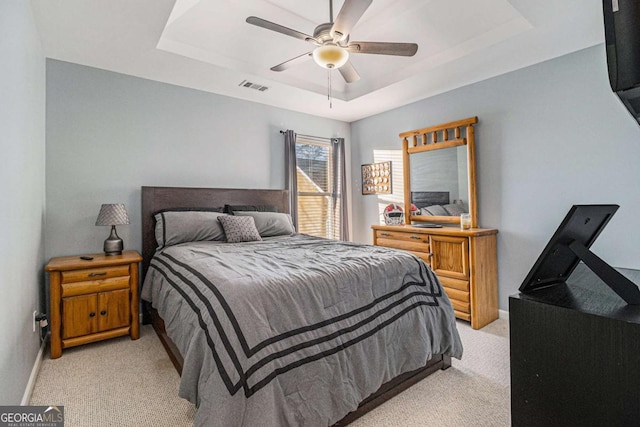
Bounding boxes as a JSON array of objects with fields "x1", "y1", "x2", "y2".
[
  {"x1": 351, "y1": 319, "x2": 510, "y2": 426},
  {"x1": 30, "y1": 319, "x2": 510, "y2": 426},
  {"x1": 30, "y1": 326, "x2": 195, "y2": 426}
]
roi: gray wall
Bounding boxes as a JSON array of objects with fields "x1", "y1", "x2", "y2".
[
  {"x1": 0, "y1": 1, "x2": 46, "y2": 404},
  {"x1": 45, "y1": 60, "x2": 350, "y2": 259},
  {"x1": 351, "y1": 45, "x2": 640, "y2": 310}
]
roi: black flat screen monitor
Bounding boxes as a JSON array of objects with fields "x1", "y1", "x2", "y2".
[{"x1": 520, "y1": 204, "x2": 640, "y2": 304}]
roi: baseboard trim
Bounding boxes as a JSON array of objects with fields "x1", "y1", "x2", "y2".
[
  {"x1": 21, "y1": 335, "x2": 47, "y2": 405},
  {"x1": 499, "y1": 309, "x2": 509, "y2": 321}
]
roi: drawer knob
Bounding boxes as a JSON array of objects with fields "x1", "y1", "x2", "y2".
[
  {"x1": 410, "y1": 236, "x2": 421, "y2": 240},
  {"x1": 428, "y1": 253, "x2": 434, "y2": 257},
  {"x1": 89, "y1": 272, "x2": 107, "y2": 277},
  {"x1": 89, "y1": 312, "x2": 96, "y2": 318},
  {"x1": 100, "y1": 310, "x2": 107, "y2": 316},
  {"x1": 380, "y1": 233, "x2": 391, "y2": 237}
]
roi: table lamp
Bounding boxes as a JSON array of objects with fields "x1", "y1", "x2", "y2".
[{"x1": 95, "y1": 203, "x2": 130, "y2": 256}]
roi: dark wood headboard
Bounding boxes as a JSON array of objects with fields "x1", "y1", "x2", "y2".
[
  {"x1": 410, "y1": 191, "x2": 450, "y2": 209},
  {"x1": 141, "y1": 186, "x2": 289, "y2": 278}
]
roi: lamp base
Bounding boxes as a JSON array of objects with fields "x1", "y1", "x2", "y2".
[{"x1": 104, "y1": 225, "x2": 124, "y2": 256}]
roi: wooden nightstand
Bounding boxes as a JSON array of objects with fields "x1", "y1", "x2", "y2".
[{"x1": 45, "y1": 250, "x2": 142, "y2": 359}]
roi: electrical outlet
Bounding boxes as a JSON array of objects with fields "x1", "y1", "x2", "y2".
[{"x1": 33, "y1": 310, "x2": 38, "y2": 333}]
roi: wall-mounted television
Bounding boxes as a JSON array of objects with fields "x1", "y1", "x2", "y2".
[{"x1": 603, "y1": 0, "x2": 640, "y2": 124}]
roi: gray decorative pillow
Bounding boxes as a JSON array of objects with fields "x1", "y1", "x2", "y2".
[
  {"x1": 422, "y1": 205, "x2": 448, "y2": 216},
  {"x1": 218, "y1": 215, "x2": 262, "y2": 243},
  {"x1": 154, "y1": 211, "x2": 227, "y2": 248},
  {"x1": 443, "y1": 203, "x2": 467, "y2": 216},
  {"x1": 234, "y1": 212, "x2": 295, "y2": 237}
]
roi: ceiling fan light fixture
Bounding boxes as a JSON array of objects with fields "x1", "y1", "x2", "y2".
[{"x1": 313, "y1": 44, "x2": 349, "y2": 69}]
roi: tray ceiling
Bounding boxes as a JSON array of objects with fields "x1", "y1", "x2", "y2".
[{"x1": 32, "y1": 0, "x2": 604, "y2": 122}]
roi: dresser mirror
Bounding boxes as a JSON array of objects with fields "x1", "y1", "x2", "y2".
[{"x1": 400, "y1": 116, "x2": 478, "y2": 227}]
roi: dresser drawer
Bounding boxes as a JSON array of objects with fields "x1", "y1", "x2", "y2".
[
  {"x1": 443, "y1": 287, "x2": 470, "y2": 303},
  {"x1": 62, "y1": 265, "x2": 130, "y2": 284},
  {"x1": 407, "y1": 250, "x2": 433, "y2": 265},
  {"x1": 454, "y1": 310, "x2": 471, "y2": 321},
  {"x1": 439, "y1": 276, "x2": 470, "y2": 292},
  {"x1": 377, "y1": 238, "x2": 429, "y2": 253},
  {"x1": 61, "y1": 276, "x2": 130, "y2": 297},
  {"x1": 376, "y1": 230, "x2": 428, "y2": 243},
  {"x1": 450, "y1": 299, "x2": 471, "y2": 314}
]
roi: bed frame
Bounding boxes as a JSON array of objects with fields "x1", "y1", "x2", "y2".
[{"x1": 140, "y1": 186, "x2": 451, "y2": 426}]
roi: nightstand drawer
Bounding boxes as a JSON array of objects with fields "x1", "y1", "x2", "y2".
[
  {"x1": 61, "y1": 276, "x2": 130, "y2": 297},
  {"x1": 62, "y1": 265, "x2": 130, "y2": 283}
]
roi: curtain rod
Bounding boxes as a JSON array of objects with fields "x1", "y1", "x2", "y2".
[{"x1": 279, "y1": 130, "x2": 335, "y2": 142}]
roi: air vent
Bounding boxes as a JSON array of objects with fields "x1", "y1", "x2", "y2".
[{"x1": 238, "y1": 80, "x2": 269, "y2": 92}]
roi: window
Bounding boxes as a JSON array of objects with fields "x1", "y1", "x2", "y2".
[
  {"x1": 373, "y1": 149, "x2": 404, "y2": 224},
  {"x1": 295, "y1": 137, "x2": 342, "y2": 240}
]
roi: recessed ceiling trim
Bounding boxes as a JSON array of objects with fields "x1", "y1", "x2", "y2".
[{"x1": 30, "y1": 0, "x2": 606, "y2": 122}]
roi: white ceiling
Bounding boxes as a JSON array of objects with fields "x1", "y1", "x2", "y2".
[{"x1": 31, "y1": 0, "x2": 605, "y2": 122}]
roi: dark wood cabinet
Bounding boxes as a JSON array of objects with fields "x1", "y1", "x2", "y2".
[{"x1": 509, "y1": 264, "x2": 640, "y2": 426}]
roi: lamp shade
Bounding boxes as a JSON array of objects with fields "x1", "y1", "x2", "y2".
[
  {"x1": 95, "y1": 204, "x2": 130, "y2": 226},
  {"x1": 312, "y1": 44, "x2": 349, "y2": 69}
]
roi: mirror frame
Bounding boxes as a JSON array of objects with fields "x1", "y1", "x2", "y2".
[{"x1": 401, "y1": 116, "x2": 478, "y2": 228}]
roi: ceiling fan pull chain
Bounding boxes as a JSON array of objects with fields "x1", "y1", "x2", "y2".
[{"x1": 328, "y1": 69, "x2": 333, "y2": 109}]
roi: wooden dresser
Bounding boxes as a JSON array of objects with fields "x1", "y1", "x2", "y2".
[
  {"x1": 372, "y1": 225, "x2": 498, "y2": 329},
  {"x1": 46, "y1": 250, "x2": 142, "y2": 358}
]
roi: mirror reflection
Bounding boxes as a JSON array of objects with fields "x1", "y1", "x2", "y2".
[
  {"x1": 410, "y1": 145, "x2": 469, "y2": 217},
  {"x1": 400, "y1": 116, "x2": 478, "y2": 227}
]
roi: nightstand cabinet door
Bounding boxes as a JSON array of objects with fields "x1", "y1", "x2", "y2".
[
  {"x1": 62, "y1": 294, "x2": 98, "y2": 339},
  {"x1": 98, "y1": 289, "x2": 130, "y2": 331}
]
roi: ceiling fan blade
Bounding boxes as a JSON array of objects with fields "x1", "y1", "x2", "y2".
[
  {"x1": 346, "y1": 41, "x2": 418, "y2": 56},
  {"x1": 271, "y1": 52, "x2": 313, "y2": 72},
  {"x1": 330, "y1": 0, "x2": 372, "y2": 42},
  {"x1": 338, "y1": 60, "x2": 360, "y2": 83},
  {"x1": 247, "y1": 16, "x2": 319, "y2": 45}
]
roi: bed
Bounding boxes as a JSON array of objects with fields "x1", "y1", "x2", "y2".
[
  {"x1": 411, "y1": 191, "x2": 468, "y2": 217},
  {"x1": 140, "y1": 186, "x2": 463, "y2": 426}
]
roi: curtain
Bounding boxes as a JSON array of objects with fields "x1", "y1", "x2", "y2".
[
  {"x1": 332, "y1": 137, "x2": 349, "y2": 240},
  {"x1": 283, "y1": 130, "x2": 298, "y2": 229}
]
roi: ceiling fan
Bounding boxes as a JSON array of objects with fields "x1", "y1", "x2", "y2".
[{"x1": 246, "y1": 0, "x2": 418, "y2": 84}]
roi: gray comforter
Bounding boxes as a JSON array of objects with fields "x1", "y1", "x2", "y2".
[{"x1": 142, "y1": 234, "x2": 463, "y2": 426}]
